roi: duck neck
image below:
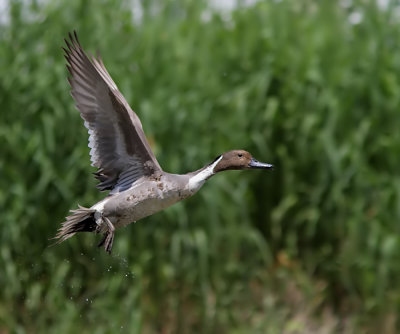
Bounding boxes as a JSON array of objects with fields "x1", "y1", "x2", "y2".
[{"x1": 187, "y1": 155, "x2": 223, "y2": 193}]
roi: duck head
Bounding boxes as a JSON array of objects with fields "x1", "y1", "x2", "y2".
[
  {"x1": 186, "y1": 150, "x2": 273, "y2": 194},
  {"x1": 213, "y1": 150, "x2": 273, "y2": 173}
]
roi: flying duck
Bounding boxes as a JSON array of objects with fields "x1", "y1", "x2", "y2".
[{"x1": 55, "y1": 32, "x2": 273, "y2": 254}]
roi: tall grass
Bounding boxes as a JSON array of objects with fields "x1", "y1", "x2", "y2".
[{"x1": 1, "y1": 0, "x2": 400, "y2": 332}]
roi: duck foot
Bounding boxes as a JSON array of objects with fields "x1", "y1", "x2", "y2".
[
  {"x1": 97, "y1": 217, "x2": 115, "y2": 254},
  {"x1": 97, "y1": 234, "x2": 107, "y2": 248}
]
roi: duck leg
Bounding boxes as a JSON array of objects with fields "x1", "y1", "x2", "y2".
[
  {"x1": 97, "y1": 217, "x2": 115, "y2": 254},
  {"x1": 97, "y1": 233, "x2": 108, "y2": 248}
]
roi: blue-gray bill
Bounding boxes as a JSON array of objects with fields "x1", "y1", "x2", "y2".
[{"x1": 248, "y1": 158, "x2": 273, "y2": 169}]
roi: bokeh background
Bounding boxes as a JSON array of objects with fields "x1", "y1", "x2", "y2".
[{"x1": 1, "y1": 0, "x2": 400, "y2": 332}]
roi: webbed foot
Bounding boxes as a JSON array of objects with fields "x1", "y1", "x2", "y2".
[{"x1": 97, "y1": 217, "x2": 115, "y2": 254}]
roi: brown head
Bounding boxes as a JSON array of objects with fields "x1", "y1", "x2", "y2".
[{"x1": 213, "y1": 150, "x2": 273, "y2": 173}]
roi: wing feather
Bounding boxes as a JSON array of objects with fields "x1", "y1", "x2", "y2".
[{"x1": 64, "y1": 31, "x2": 162, "y2": 192}]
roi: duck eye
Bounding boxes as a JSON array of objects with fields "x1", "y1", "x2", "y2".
[{"x1": 238, "y1": 153, "x2": 243, "y2": 158}]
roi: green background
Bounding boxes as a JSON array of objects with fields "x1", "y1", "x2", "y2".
[{"x1": 1, "y1": 0, "x2": 400, "y2": 332}]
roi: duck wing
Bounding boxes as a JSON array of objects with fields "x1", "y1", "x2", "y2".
[{"x1": 64, "y1": 32, "x2": 162, "y2": 193}]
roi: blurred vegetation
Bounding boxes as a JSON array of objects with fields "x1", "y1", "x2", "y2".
[{"x1": 1, "y1": 0, "x2": 400, "y2": 332}]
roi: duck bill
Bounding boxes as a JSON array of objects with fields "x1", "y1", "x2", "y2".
[{"x1": 248, "y1": 158, "x2": 273, "y2": 169}]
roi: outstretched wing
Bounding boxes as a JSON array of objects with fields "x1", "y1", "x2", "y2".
[{"x1": 64, "y1": 31, "x2": 162, "y2": 193}]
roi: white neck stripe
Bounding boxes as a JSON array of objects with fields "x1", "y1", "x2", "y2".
[{"x1": 187, "y1": 155, "x2": 222, "y2": 192}]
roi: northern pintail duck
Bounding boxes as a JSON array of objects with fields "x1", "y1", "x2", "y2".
[{"x1": 55, "y1": 32, "x2": 273, "y2": 253}]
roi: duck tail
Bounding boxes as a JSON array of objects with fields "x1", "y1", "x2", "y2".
[{"x1": 53, "y1": 205, "x2": 97, "y2": 244}]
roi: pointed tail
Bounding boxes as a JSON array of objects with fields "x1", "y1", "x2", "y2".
[{"x1": 53, "y1": 205, "x2": 97, "y2": 244}]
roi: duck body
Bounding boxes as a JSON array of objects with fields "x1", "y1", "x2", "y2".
[
  {"x1": 94, "y1": 173, "x2": 193, "y2": 230},
  {"x1": 55, "y1": 32, "x2": 273, "y2": 254}
]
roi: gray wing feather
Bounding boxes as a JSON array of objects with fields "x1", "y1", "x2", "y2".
[{"x1": 64, "y1": 32, "x2": 162, "y2": 192}]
